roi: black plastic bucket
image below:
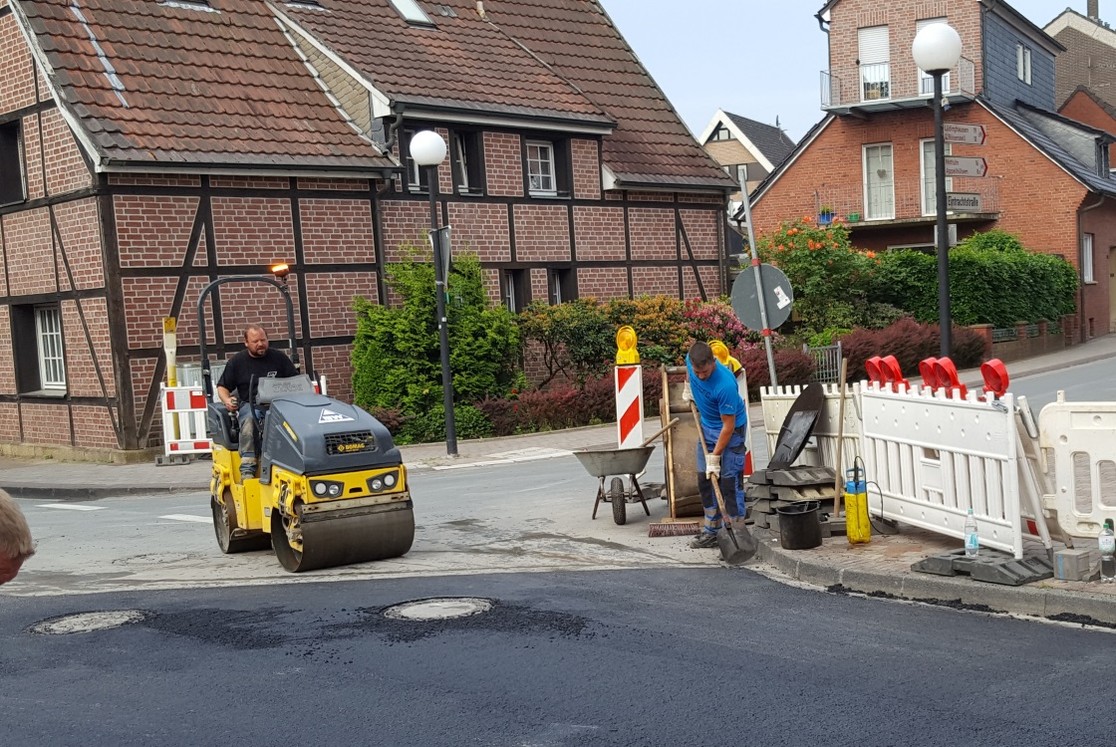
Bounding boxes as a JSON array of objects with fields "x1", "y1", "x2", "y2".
[{"x1": 776, "y1": 501, "x2": 822, "y2": 550}]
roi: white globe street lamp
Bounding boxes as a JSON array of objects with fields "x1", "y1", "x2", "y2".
[
  {"x1": 408, "y1": 129, "x2": 456, "y2": 456},
  {"x1": 912, "y1": 22, "x2": 963, "y2": 358}
]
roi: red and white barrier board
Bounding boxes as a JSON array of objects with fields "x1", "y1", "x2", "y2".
[
  {"x1": 160, "y1": 384, "x2": 212, "y2": 456},
  {"x1": 615, "y1": 365, "x2": 644, "y2": 449}
]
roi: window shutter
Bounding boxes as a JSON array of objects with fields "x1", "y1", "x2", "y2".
[{"x1": 858, "y1": 26, "x2": 888, "y2": 65}]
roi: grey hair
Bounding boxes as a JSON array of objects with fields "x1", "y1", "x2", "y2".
[{"x1": 0, "y1": 489, "x2": 34, "y2": 560}]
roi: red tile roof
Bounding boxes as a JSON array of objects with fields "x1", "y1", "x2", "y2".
[
  {"x1": 13, "y1": 0, "x2": 733, "y2": 189},
  {"x1": 14, "y1": 0, "x2": 396, "y2": 172}
]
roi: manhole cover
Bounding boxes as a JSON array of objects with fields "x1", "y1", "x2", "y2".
[
  {"x1": 382, "y1": 597, "x2": 494, "y2": 621},
  {"x1": 29, "y1": 610, "x2": 148, "y2": 635}
]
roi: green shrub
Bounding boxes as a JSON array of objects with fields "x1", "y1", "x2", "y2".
[
  {"x1": 352, "y1": 250, "x2": 521, "y2": 415},
  {"x1": 839, "y1": 317, "x2": 986, "y2": 381},
  {"x1": 737, "y1": 347, "x2": 815, "y2": 399}
]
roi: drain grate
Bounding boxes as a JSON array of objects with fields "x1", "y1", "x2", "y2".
[
  {"x1": 381, "y1": 597, "x2": 494, "y2": 621},
  {"x1": 29, "y1": 610, "x2": 148, "y2": 635}
]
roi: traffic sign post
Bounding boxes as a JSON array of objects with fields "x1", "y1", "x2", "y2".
[
  {"x1": 942, "y1": 123, "x2": 987, "y2": 145},
  {"x1": 943, "y1": 156, "x2": 988, "y2": 178}
]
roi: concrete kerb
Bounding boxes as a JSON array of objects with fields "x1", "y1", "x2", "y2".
[{"x1": 753, "y1": 527, "x2": 1116, "y2": 628}]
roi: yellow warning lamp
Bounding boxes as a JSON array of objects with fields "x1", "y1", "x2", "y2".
[
  {"x1": 710, "y1": 339, "x2": 742, "y2": 373},
  {"x1": 270, "y1": 262, "x2": 291, "y2": 281},
  {"x1": 615, "y1": 325, "x2": 640, "y2": 365}
]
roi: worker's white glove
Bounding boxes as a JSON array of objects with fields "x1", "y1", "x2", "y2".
[
  {"x1": 705, "y1": 453, "x2": 721, "y2": 480},
  {"x1": 682, "y1": 380, "x2": 693, "y2": 402}
]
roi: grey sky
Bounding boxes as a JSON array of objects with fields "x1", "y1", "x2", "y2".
[{"x1": 600, "y1": 1, "x2": 1087, "y2": 143}]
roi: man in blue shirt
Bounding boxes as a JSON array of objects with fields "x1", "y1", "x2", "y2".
[{"x1": 685, "y1": 341, "x2": 748, "y2": 549}]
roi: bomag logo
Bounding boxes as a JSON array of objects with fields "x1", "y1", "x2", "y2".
[{"x1": 336, "y1": 442, "x2": 368, "y2": 453}]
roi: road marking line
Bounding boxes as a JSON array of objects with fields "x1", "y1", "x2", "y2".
[
  {"x1": 37, "y1": 504, "x2": 104, "y2": 511},
  {"x1": 159, "y1": 514, "x2": 211, "y2": 524},
  {"x1": 433, "y1": 458, "x2": 512, "y2": 471}
]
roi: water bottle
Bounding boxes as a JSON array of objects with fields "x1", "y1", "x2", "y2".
[
  {"x1": 1099, "y1": 519, "x2": 1115, "y2": 583},
  {"x1": 963, "y1": 508, "x2": 979, "y2": 557}
]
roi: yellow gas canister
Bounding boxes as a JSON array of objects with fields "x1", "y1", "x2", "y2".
[{"x1": 845, "y1": 467, "x2": 871, "y2": 545}]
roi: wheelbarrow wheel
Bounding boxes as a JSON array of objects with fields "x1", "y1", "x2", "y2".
[{"x1": 610, "y1": 477, "x2": 626, "y2": 526}]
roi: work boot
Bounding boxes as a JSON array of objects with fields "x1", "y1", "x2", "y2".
[
  {"x1": 240, "y1": 460, "x2": 257, "y2": 480},
  {"x1": 689, "y1": 531, "x2": 718, "y2": 549}
]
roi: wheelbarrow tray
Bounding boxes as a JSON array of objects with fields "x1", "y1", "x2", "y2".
[{"x1": 573, "y1": 445, "x2": 654, "y2": 479}]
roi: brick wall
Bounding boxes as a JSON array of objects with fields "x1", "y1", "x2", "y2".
[
  {"x1": 211, "y1": 196, "x2": 296, "y2": 266},
  {"x1": 300, "y1": 198, "x2": 375, "y2": 264},
  {"x1": 1080, "y1": 205, "x2": 1116, "y2": 337},
  {"x1": 41, "y1": 109, "x2": 92, "y2": 195},
  {"x1": 632, "y1": 266, "x2": 678, "y2": 296},
  {"x1": 0, "y1": 13, "x2": 35, "y2": 113},
  {"x1": 21, "y1": 402, "x2": 72, "y2": 445},
  {"x1": 54, "y1": 198, "x2": 104, "y2": 290},
  {"x1": 826, "y1": 0, "x2": 982, "y2": 103},
  {"x1": 577, "y1": 267, "x2": 628, "y2": 300},
  {"x1": 679, "y1": 209, "x2": 719, "y2": 260},
  {"x1": 1058, "y1": 91, "x2": 1116, "y2": 133},
  {"x1": 629, "y1": 207, "x2": 676, "y2": 260},
  {"x1": 447, "y1": 202, "x2": 511, "y2": 262},
  {"x1": 571, "y1": 138, "x2": 601, "y2": 200},
  {"x1": 23, "y1": 114, "x2": 43, "y2": 200},
  {"x1": 0, "y1": 403, "x2": 18, "y2": 443},
  {"x1": 115, "y1": 195, "x2": 201, "y2": 267},
  {"x1": 380, "y1": 199, "x2": 433, "y2": 261},
  {"x1": 573, "y1": 206, "x2": 626, "y2": 261},
  {"x1": 303, "y1": 271, "x2": 379, "y2": 338},
  {"x1": 311, "y1": 343, "x2": 355, "y2": 404},
  {"x1": 484, "y1": 132, "x2": 523, "y2": 196},
  {"x1": 72, "y1": 404, "x2": 119, "y2": 449},
  {"x1": 3, "y1": 208, "x2": 56, "y2": 296},
  {"x1": 63, "y1": 297, "x2": 115, "y2": 397},
  {"x1": 1053, "y1": 26, "x2": 1116, "y2": 109},
  {"x1": 512, "y1": 204, "x2": 571, "y2": 262}
]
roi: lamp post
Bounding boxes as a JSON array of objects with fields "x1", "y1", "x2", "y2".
[
  {"x1": 912, "y1": 22, "x2": 962, "y2": 358},
  {"x1": 409, "y1": 129, "x2": 457, "y2": 456}
]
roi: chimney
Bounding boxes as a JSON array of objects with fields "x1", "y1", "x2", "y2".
[{"x1": 1089, "y1": 0, "x2": 1099, "y2": 20}]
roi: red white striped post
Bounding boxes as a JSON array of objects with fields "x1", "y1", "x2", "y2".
[{"x1": 614, "y1": 326, "x2": 643, "y2": 449}]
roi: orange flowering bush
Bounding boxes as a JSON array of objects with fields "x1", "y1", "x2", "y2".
[{"x1": 755, "y1": 217, "x2": 879, "y2": 332}]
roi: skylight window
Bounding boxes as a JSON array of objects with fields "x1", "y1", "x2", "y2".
[
  {"x1": 160, "y1": 0, "x2": 219, "y2": 12},
  {"x1": 389, "y1": 0, "x2": 434, "y2": 26}
]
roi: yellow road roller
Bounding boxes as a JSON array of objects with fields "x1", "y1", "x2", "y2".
[{"x1": 197, "y1": 273, "x2": 414, "y2": 572}]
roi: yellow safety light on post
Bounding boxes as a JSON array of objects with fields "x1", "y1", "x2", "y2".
[
  {"x1": 615, "y1": 325, "x2": 639, "y2": 365},
  {"x1": 709, "y1": 339, "x2": 741, "y2": 374},
  {"x1": 163, "y1": 317, "x2": 178, "y2": 387}
]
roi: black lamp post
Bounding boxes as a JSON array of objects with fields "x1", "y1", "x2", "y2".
[
  {"x1": 409, "y1": 129, "x2": 457, "y2": 456},
  {"x1": 913, "y1": 23, "x2": 962, "y2": 358}
]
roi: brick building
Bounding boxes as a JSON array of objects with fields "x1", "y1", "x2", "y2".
[
  {"x1": 1046, "y1": 1, "x2": 1116, "y2": 111},
  {"x1": 747, "y1": 0, "x2": 1116, "y2": 343},
  {"x1": 0, "y1": 0, "x2": 734, "y2": 454}
]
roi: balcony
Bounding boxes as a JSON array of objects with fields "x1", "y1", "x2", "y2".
[
  {"x1": 821, "y1": 57, "x2": 975, "y2": 114},
  {"x1": 806, "y1": 176, "x2": 1000, "y2": 228}
]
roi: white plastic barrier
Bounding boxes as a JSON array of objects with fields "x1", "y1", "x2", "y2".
[
  {"x1": 160, "y1": 384, "x2": 212, "y2": 457},
  {"x1": 860, "y1": 384, "x2": 1027, "y2": 557},
  {"x1": 1038, "y1": 393, "x2": 1116, "y2": 539},
  {"x1": 759, "y1": 383, "x2": 861, "y2": 479}
]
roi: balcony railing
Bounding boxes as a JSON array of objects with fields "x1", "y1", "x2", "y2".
[
  {"x1": 821, "y1": 57, "x2": 975, "y2": 110},
  {"x1": 806, "y1": 176, "x2": 1000, "y2": 225}
]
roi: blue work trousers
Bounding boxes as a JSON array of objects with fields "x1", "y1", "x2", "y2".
[{"x1": 695, "y1": 424, "x2": 748, "y2": 534}]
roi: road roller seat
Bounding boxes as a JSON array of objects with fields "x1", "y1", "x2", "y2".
[{"x1": 206, "y1": 402, "x2": 238, "y2": 450}]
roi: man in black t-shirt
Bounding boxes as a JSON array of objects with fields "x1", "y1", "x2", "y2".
[{"x1": 216, "y1": 324, "x2": 298, "y2": 478}]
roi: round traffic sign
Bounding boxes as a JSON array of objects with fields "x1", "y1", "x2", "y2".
[{"x1": 730, "y1": 263, "x2": 794, "y2": 331}]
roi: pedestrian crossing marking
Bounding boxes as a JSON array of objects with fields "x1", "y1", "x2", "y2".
[
  {"x1": 37, "y1": 504, "x2": 104, "y2": 511},
  {"x1": 159, "y1": 514, "x2": 211, "y2": 524}
]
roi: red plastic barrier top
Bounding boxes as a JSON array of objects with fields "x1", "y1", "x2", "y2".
[{"x1": 981, "y1": 358, "x2": 1009, "y2": 397}]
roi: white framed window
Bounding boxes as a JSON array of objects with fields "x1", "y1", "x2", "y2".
[
  {"x1": 452, "y1": 131, "x2": 483, "y2": 195},
  {"x1": 863, "y1": 143, "x2": 894, "y2": 220},
  {"x1": 917, "y1": 18, "x2": 952, "y2": 95},
  {"x1": 1083, "y1": 233, "x2": 1095, "y2": 283},
  {"x1": 527, "y1": 141, "x2": 556, "y2": 196},
  {"x1": 1017, "y1": 43, "x2": 1032, "y2": 85},
  {"x1": 503, "y1": 269, "x2": 529, "y2": 313},
  {"x1": 549, "y1": 267, "x2": 576, "y2": 305},
  {"x1": 389, "y1": 0, "x2": 433, "y2": 25},
  {"x1": 858, "y1": 25, "x2": 890, "y2": 101},
  {"x1": 920, "y1": 138, "x2": 953, "y2": 216},
  {"x1": 403, "y1": 130, "x2": 431, "y2": 193},
  {"x1": 35, "y1": 306, "x2": 65, "y2": 390}
]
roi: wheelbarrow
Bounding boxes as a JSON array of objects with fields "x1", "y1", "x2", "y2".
[
  {"x1": 573, "y1": 445, "x2": 655, "y2": 526},
  {"x1": 572, "y1": 419, "x2": 678, "y2": 526}
]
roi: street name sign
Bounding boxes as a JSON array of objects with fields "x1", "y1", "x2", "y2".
[
  {"x1": 946, "y1": 192, "x2": 983, "y2": 211},
  {"x1": 943, "y1": 156, "x2": 988, "y2": 178},
  {"x1": 943, "y1": 123, "x2": 987, "y2": 145}
]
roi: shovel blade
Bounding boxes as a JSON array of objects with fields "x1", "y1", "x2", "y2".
[{"x1": 717, "y1": 522, "x2": 757, "y2": 565}]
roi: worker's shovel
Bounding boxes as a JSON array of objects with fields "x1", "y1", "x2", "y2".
[{"x1": 690, "y1": 403, "x2": 757, "y2": 566}]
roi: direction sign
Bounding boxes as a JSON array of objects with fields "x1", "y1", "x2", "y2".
[
  {"x1": 943, "y1": 123, "x2": 987, "y2": 145},
  {"x1": 943, "y1": 156, "x2": 988, "y2": 178},
  {"x1": 946, "y1": 192, "x2": 983, "y2": 211}
]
